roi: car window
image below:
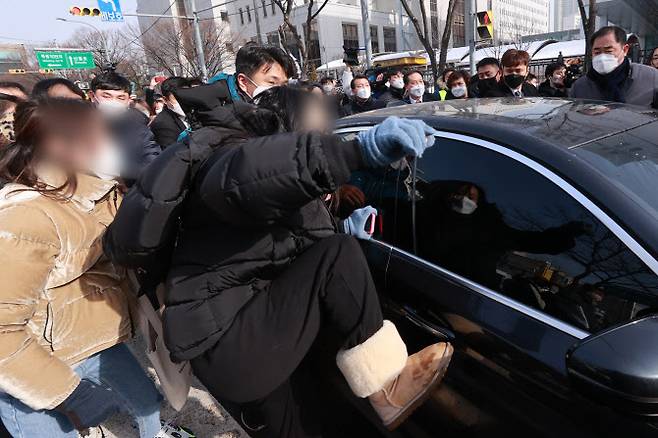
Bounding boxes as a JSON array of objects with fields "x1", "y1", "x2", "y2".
[{"x1": 393, "y1": 137, "x2": 658, "y2": 334}]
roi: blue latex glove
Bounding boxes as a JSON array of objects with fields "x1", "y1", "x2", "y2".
[
  {"x1": 344, "y1": 206, "x2": 377, "y2": 240},
  {"x1": 55, "y1": 379, "x2": 119, "y2": 431},
  {"x1": 358, "y1": 117, "x2": 438, "y2": 167}
]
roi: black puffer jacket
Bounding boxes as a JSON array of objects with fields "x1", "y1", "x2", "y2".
[{"x1": 107, "y1": 82, "x2": 365, "y2": 362}]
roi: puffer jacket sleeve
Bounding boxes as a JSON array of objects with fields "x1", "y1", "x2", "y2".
[
  {"x1": 0, "y1": 204, "x2": 81, "y2": 410},
  {"x1": 198, "y1": 132, "x2": 364, "y2": 223}
]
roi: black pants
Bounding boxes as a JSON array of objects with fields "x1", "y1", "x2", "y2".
[{"x1": 192, "y1": 234, "x2": 384, "y2": 438}]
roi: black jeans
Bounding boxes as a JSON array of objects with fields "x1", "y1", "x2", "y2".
[{"x1": 192, "y1": 234, "x2": 384, "y2": 438}]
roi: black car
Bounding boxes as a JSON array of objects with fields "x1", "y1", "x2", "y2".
[{"x1": 332, "y1": 98, "x2": 658, "y2": 437}]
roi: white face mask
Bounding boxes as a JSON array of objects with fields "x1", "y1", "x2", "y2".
[
  {"x1": 451, "y1": 85, "x2": 467, "y2": 98},
  {"x1": 409, "y1": 84, "x2": 425, "y2": 98},
  {"x1": 169, "y1": 101, "x2": 186, "y2": 117},
  {"x1": 96, "y1": 100, "x2": 128, "y2": 117},
  {"x1": 356, "y1": 87, "x2": 371, "y2": 100},
  {"x1": 452, "y1": 196, "x2": 478, "y2": 215},
  {"x1": 91, "y1": 141, "x2": 123, "y2": 180},
  {"x1": 155, "y1": 106, "x2": 163, "y2": 114},
  {"x1": 245, "y1": 75, "x2": 274, "y2": 99},
  {"x1": 592, "y1": 53, "x2": 621, "y2": 75},
  {"x1": 390, "y1": 78, "x2": 404, "y2": 90},
  {"x1": 322, "y1": 85, "x2": 334, "y2": 94}
]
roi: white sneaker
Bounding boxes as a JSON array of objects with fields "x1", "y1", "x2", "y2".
[{"x1": 154, "y1": 421, "x2": 196, "y2": 438}]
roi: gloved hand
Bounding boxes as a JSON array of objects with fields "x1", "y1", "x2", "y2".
[
  {"x1": 358, "y1": 117, "x2": 438, "y2": 167},
  {"x1": 55, "y1": 379, "x2": 119, "y2": 431},
  {"x1": 344, "y1": 206, "x2": 377, "y2": 240}
]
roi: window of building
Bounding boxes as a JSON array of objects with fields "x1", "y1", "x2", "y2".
[
  {"x1": 369, "y1": 25, "x2": 379, "y2": 53},
  {"x1": 383, "y1": 26, "x2": 396, "y2": 52},
  {"x1": 239, "y1": 8, "x2": 244, "y2": 25},
  {"x1": 412, "y1": 139, "x2": 658, "y2": 333},
  {"x1": 262, "y1": 0, "x2": 267, "y2": 17},
  {"x1": 342, "y1": 23, "x2": 359, "y2": 49},
  {"x1": 246, "y1": 5, "x2": 251, "y2": 22}
]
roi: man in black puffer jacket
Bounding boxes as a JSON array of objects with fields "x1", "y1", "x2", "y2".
[{"x1": 105, "y1": 82, "x2": 453, "y2": 438}]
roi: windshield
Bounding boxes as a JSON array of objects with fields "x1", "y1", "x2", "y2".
[{"x1": 573, "y1": 122, "x2": 658, "y2": 217}]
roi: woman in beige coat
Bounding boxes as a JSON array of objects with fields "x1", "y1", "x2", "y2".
[{"x1": 0, "y1": 98, "x2": 163, "y2": 437}]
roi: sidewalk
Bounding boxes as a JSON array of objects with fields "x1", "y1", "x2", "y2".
[{"x1": 101, "y1": 338, "x2": 247, "y2": 438}]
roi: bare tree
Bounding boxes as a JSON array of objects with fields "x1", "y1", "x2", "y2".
[
  {"x1": 437, "y1": 0, "x2": 458, "y2": 73},
  {"x1": 398, "y1": 0, "x2": 438, "y2": 84},
  {"x1": 577, "y1": 0, "x2": 597, "y2": 70},
  {"x1": 271, "y1": 0, "x2": 329, "y2": 77},
  {"x1": 64, "y1": 28, "x2": 145, "y2": 83},
  {"x1": 134, "y1": 20, "x2": 234, "y2": 78}
]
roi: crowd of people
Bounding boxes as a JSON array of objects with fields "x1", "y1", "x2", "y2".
[{"x1": 0, "y1": 24, "x2": 655, "y2": 438}]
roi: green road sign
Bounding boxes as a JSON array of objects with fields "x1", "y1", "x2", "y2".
[{"x1": 35, "y1": 50, "x2": 95, "y2": 70}]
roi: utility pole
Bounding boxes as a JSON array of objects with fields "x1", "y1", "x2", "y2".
[
  {"x1": 190, "y1": 0, "x2": 208, "y2": 82},
  {"x1": 466, "y1": 0, "x2": 476, "y2": 73},
  {"x1": 360, "y1": 0, "x2": 372, "y2": 68},
  {"x1": 252, "y1": 0, "x2": 263, "y2": 44}
]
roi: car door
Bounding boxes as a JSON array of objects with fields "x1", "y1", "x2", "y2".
[{"x1": 341, "y1": 127, "x2": 658, "y2": 437}]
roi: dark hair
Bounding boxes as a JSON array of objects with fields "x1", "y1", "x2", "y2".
[
  {"x1": 90, "y1": 71, "x2": 131, "y2": 93},
  {"x1": 350, "y1": 74, "x2": 369, "y2": 89},
  {"x1": 31, "y1": 78, "x2": 85, "y2": 100},
  {"x1": 0, "y1": 81, "x2": 27, "y2": 96},
  {"x1": 590, "y1": 25, "x2": 627, "y2": 47},
  {"x1": 646, "y1": 47, "x2": 658, "y2": 65},
  {"x1": 476, "y1": 57, "x2": 500, "y2": 71},
  {"x1": 319, "y1": 76, "x2": 335, "y2": 85},
  {"x1": 500, "y1": 49, "x2": 530, "y2": 68},
  {"x1": 296, "y1": 81, "x2": 323, "y2": 93},
  {"x1": 447, "y1": 70, "x2": 471, "y2": 88},
  {"x1": 254, "y1": 86, "x2": 323, "y2": 132},
  {"x1": 440, "y1": 68, "x2": 455, "y2": 82},
  {"x1": 385, "y1": 69, "x2": 404, "y2": 81},
  {"x1": 0, "y1": 93, "x2": 19, "y2": 115},
  {"x1": 160, "y1": 76, "x2": 191, "y2": 97},
  {"x1": 235, "y1": 43, "x2": 296, "y2": 79},
  {"x1": 0, "y1": 98, "x2": 100, "y2": 198},
  {"x1": 544, "y1": 62, "x2": 566, "y2": 79},
  {"x1": 404, "y1": 70, "x2": 424, "y2": 86}
]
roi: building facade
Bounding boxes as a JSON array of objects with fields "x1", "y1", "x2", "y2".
[
  {"x1": 226, "y1": 0, "x2": 466, "y2": 71},
  {"x1": 475, "y1": 0, "x2": 550, "y2": 43}
]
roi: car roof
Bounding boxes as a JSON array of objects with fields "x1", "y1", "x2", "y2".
[
  {"x1": 335, "y1": 97, "x2": 658, "y2": 149},
  {"x1": 336, "y1": 97, "x2": 658, "y2": 260}
]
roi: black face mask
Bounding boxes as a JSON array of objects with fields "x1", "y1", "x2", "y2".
[
  {"x1": 504, "y1": 74, "x2": 526, "y2": 89},
  {"x1": 478, "y1": 77, "x2": 498, "y2": 91}
]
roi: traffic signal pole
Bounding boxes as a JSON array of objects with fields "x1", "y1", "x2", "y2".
[
  {"x1": 360, "y1": 0, "x2": 372, "y2": 68},
  {"x1": 190, "y1": 0, "x2": 209, "y2": 82},
  {"x1": 467, "y1": 0, "x2": 476, "y2": 73}
]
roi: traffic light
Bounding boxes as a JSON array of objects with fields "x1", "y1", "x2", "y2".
[
  {"x1": 70, "y1": 6, "x2": 101, "y2": 16},
  {"x1": 39, "y1": 69, "x2": 55, "y2": 74},
  {"x1": 8, "y1": 69, "x2": 26, "y2": 74},
  {"x1": 476, "y1": 10, "x2": 494, "y2": 40}
]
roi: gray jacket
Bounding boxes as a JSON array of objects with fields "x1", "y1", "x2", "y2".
[{"x1": 569, "y1": 62, "x2": 658, "y2": 108}]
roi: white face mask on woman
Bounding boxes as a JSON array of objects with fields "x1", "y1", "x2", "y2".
[
  {"x1": 91, "y1": 141, "x2": 124, "y2": 180},
  {"x1": 390, "y1": 78, "x2": 404, "y2": 90},
  {"x1": 592, "y1": 54, "x2": 621, "y2": 75},
  {"x1": 452, "y1": 196, "x2": 478, "y2": 215},
  {"x1": 451, "y1": 85, "x2": 467, "y2": 98}
]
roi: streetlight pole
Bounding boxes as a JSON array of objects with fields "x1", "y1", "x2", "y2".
[
  {"x1": 56, "y1": 17, "x2": 110, "y2": 68},
  {"x1": 189, "y1": 0, "x2": 209, "y2": 82},
  {"x1": 360, "y1": 0, "x2": 372, "y2": 68}
]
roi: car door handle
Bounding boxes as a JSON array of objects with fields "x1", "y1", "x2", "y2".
[{"x1": 401, "y1": 306, "x2": 455, "y2": 342}]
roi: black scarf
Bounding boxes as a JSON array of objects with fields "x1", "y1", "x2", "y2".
[{"x1": 587, "y1": 57, "x2": 631, "y2": 103}]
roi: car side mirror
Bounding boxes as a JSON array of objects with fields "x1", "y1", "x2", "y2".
[{"x1": 566, "y1": 316, "x2": 658, "y2": 416}]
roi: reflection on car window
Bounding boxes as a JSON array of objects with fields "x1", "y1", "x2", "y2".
[{"x1": 379, "y1": 138, "x2": 658, "y2": 334}]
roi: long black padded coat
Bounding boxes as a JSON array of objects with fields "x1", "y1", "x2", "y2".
[{"x1": 104, "y1": 83, "x2": 365, "y2": 362}]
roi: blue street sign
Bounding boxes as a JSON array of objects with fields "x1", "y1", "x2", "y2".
[{"x1": 97, "y1": 0, "x2": 124, "y2": 22}]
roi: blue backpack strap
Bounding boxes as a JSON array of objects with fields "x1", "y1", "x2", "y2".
[
  {"x1": 177, "y1": 128, "x2": 191, "y2": 142},
  {"x1": 208, "y1": 72, "x2": 241, "y2": 102}
]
